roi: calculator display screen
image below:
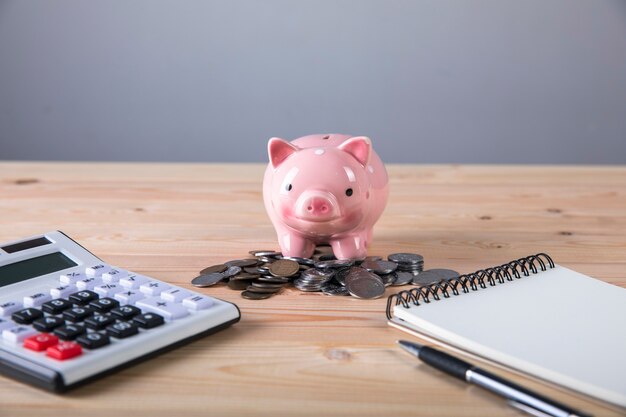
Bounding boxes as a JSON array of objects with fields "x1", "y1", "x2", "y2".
[{"x1": 0, "y1": 252, "x2": 77, "y2": 288}]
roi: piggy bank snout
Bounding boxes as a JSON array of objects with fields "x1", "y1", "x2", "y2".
[{"x1": 295, "y1": 191, "x2": 339, "y2": 221}]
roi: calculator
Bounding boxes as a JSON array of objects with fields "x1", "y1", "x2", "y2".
[{"x1": 0, "y1": 231, "x2": 240, "y2": 392}]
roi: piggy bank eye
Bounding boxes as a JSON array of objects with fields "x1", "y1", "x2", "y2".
[
  {"x1": 286, "y1": 184, "x2": 293, "y2": 192},
  {"x1": 345, "y1": 188, "x2": 353, "y2": 197}
]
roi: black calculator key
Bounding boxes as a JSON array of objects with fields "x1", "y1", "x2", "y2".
[
  {"x1": 106, "y1": 321, "x2": 139, "y2": 339},
  {"x1": 88, "y1": 297, "x2": 119, "y2": 313},
  {"x1": 63, "y1": 306, "x2": 94, "y2": 322},
  {"x1": 12, "y1": 308, "x2": 43, "y2": 324},
  {"x1": 69, "y1": 290, "x2": 99, "y2": 305},
  {"x1": 76, "y1": 332, "x2": 110, "y2": 350},
  {"x1": 84, "y1": 314, "x2": 116, "y2": 330},
  {"x1": 54, "y1": 323, "x2": 86, "y2": 340},
  {"x1": 111, "y1": 305, "x2": 141, "y2": 320},
  {"x1": 32, "y1": 316, "x2": 65, "y2": 332},
  {"x1": 42, "y1": 298, "x2": 73, "y2": 314},
  {"x1": 133, "y1": 313, "x2": 165, "y2": 329}
]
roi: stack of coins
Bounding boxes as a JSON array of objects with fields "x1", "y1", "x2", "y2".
[
  {"x1": 388, "y1": 253, "x2": 424, "y2": 276},
  {"x1": 293, "y1": 268, "x2": 335, "y2": 292},
  {"x1": 192, "y1": 247, "x2": 458, "y2": 301}
]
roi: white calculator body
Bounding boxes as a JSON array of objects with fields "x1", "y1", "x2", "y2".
[{"x1": 0, "y1": 231, "x2": 240, "y2": 392}]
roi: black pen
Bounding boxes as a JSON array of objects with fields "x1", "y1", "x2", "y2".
[{"x1": 397, "y1": 340, "x2": 593, "y2": 417}]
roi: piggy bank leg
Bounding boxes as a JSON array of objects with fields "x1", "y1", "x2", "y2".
[
  {"x1": 276, "y1": 229, "x2": 316, "y2": 258},
  {"x1": 330, "y1": 233, "x2": 368, "y2": 260}
]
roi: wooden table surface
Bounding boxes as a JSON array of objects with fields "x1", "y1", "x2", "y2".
[{"x1": 0, "y1": 162, "x2": 624, "y2": 417}]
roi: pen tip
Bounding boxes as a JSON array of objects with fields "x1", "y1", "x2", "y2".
[{"x1": 397, "y1": 340, "x2": 423, "y2": 356}]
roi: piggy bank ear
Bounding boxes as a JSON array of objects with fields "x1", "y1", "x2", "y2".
[
  {"x1": 268, "y1": 137, "x2": 299, "y2": 168},
  {"x1": 338, "y1": 136, "x2": 371, "y2": 166}
]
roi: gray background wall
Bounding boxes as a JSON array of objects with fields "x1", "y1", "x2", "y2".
[{"x1": 0, "y1": 0, "x2": 625, "y2": 164}]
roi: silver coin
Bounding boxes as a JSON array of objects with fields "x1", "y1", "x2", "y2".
[
  {"x1": 379, "y1": 273, "x2": 396, "y2": 287},
  {"x1": 345, "y1": 268, "x2": 385, "y2": 299},
  {"x1": 333, "y1": 267, "x2": 353, "y2": 286},
  {"x1": 199, "y1": 264, "x2": 228, "y2": 274},
  {"x1": 250, "y1": 281, "x2": 286, "y2": 289},
  {"x1": 314, "y1": 259, "x2": 355, "y2": 269},
  {"x1": 391, "y1": 271, "x2": 414, "y2": 286},
  {"x1": 256, "y1": 276, "x2": 290, "y2": 283},
  {"x1": 361, "y1": 260, "x2": 398, "y2": 275},
  {"x1": 225, "y1": 259, "x2": 259, "y2": 268},
  {"x1": 191, "y1": 273, "x2": 224, "y2": 287},
  {"x1": 249, "y1": 250, "x2": 281, "y2": 257},
  {"x1": 256, "y1": 265, "x2": 271, "y2": 274},
  {"x1": 246, "y1": 285, "x2": 283, "y2": 294},
  {"x1": 228, "y1": 278, "x2": 252, "y2": 290},
  {"x1": 241, "y1": 290, "x2": 273, "y2": 300},
  {"x1": 300, "y1": 268, "x2": 334, "y2": 280},
  {"x1": 412, "y1": 270, "x2": 442, "y2": 286},
  {"x1": 223, "y1": 266, "x2": 242, "y2": 278},
  {"x1": 230, "y1": 272, "x2": 260, "y2": 280},
  {"x1": 388, "y1": 253, "x2": 424, "y2": 264},
  {"x1": 430, "y1": 268, "x2": 460, "y2": 281},
  {"x1": 276, "y1": 256, "x2": 315, "y2": 266},
  {"x1": 293, "y1": 280, "x2": 323, "y2": 291},
  {"x1": 321, "y1": 282, "x2": 350, "y2": 296}
]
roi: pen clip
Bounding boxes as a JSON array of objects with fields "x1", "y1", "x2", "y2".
[{"x1": 508, "y1": 400, "x2": 557, "y2": 417}]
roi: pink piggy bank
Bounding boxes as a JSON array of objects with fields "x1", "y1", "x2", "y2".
[{"x1": 263, "y1": 134, "x2": 389, "y2": 260}]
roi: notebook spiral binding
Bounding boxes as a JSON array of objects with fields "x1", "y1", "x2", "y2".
[{"x1": 386, "y1": 253, "x2": 555, "y2": 320}]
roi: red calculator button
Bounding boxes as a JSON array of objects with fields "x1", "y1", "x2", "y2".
[
  {"x1": 24, "y1": 333, "x2": 59, "y2": 352},
  {"x1": 46, "y1": 341, "x2": 82, "y2": 360}
]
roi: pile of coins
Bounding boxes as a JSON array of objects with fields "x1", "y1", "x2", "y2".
[{"x1": 192, "y1": 247, "x2": 459, "y2": 300}]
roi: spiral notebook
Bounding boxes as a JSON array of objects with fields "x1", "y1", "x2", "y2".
[{"x1": 386, "y1": 254, "x2": 626, "y2": 409}]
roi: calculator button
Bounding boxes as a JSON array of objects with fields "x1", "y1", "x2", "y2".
[
  {"x1": 76, "y1": 332, "x2": 110, "y2": 350},
  {"x1": 60, "y1": 272, "x2": 86, "y2": 285},
  {"x1": 160, "y1": 288, "x2": 192, "y2": 303},
  {"x1": 102, "y1": 269, "x2": 127, "y2": 283},
  {"x1": 139, "y1": 281, "x2": 170, "y2": 296},
  {"x1": 182, "y1": 295, "x2": 214, "y2": 311},
  {"x1": 69, "y1": 290, "x2": 99, "y2": 305},
  {"x1": 110, "y1": 305, "x2": 142, "y2": 320},
  {"x1": 106, "y1": 321, "x2": 139, "y2": 339},
  {"x1": 3, "y1": 325, "x2": 38, "y2": 343},
  {"x1": 23, "y1": 292, "x2": 52, "y2": 308},
  {"x1": 42, "y1": 298, "x2": 73, "y2": 314},
  {"x1": 85, "y1": 264, "x2": 112, "y2": 277},
  {"x1": 54, "y1": 323, "x2": 86, "y2": 340},
  {"x1": 76, "y1": 277, "x2": 102, "y2": 290},
  {"x1": 0, "y1": 317, "x2": 15, "y2": 331},
  {"x1": 114, "y1": 290, "x2": 144, "y2": 305},
  {"x1": 0, "y1": 301, "x2": 21, "y2": 316},
  {"x1": 119, "y1": 275, "x2": 149, "y2": 289},
  {"x1": 135, "y1": 297, "x2": 189, "y2": 320},
  {"x1": 50, "y1": 285, "x2": 76, "y2": 299},
  {"x1": 133, "y1": 313, "x2": 165, "y2": 329},
  {"x1": 24, "y1": 333, "x2": 60, "y2": 352},
  {"x1": 12, "y1": 308, "x2": 43, "y2": 324},
  {"x1": 84, "y1": 314, "x2": 116, "y2": 330},
  {"x1": 33, "y1": 316, "x2": 65, "y2": 332},
  {"x1": 88, "y1": 297, "x2": 120, "y2": 313},
  {"x1": 63, "y1": 307, "x2": 94, "y2": 322},
  {"x1": 94, "y1": 283, "x2": 124, "y2": 298},
  {"x1": 47, "y1": 341, "x2": 82, "y2": 360}
]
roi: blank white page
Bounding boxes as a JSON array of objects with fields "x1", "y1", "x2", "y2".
[{"x1": 393, "y1": 265, "x2": 626, "y2": 408}]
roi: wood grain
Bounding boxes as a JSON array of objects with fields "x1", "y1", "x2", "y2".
[{"x1": 0, "y1": 162, "x2": 625, "y2": 417}]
